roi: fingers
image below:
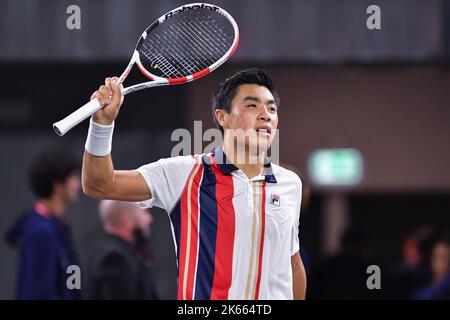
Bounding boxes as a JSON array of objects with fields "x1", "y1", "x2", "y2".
[
  {"x1": 90, "y1": 91, "x2": 99, "y2": 101},
  {"x1": 110, "y1": 77, "x2": 121, "y2": 92},
  {"x1": 95, "y1": 85, "x2": 111, "y2": 106},
  {"x1": 108, "y1": 77, "x2": 124, "y2": 110},
  {"x1": 90, "y1": 76, "x2": 124, "y2": 116},
  {"x1": 109, "y1": 77, "x2": 123, "y2": 106},
  {"x1": 90, "y1": 77, "x2": 115, "y2": 105},
  {"x1": 89, "y1": 89, "x2": 107, "y2": 105}
]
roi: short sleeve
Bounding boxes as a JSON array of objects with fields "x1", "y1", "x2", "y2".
[
  {"x1": 136, "y1": 155, "x2": 197, "y2": 212},
  {"x1": 290, "y1": 177, "x2": 302, "y2": 256}
]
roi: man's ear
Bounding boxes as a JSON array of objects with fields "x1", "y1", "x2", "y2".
[{"x1": 215, "y1": 108, "x2": 227, "y2": 128}]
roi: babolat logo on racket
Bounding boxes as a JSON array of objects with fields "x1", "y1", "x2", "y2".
[{"x1": 165, "y1": 3, "x2": 219, "y2": 19}]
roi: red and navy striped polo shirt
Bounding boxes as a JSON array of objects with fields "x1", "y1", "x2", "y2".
[{"x1": 137, "y1": 147, "x2": 302, "y2": 299}]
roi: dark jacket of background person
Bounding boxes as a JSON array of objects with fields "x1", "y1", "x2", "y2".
[
  {"x1": 383, "y1": 225, "x2": 435, "y2": 299},
  {"x1": 5, "y1": 206, "x2": 79, "y2": 300},
  {"x1": 4, "y1": 148, "x2": 81, "y2": 300},
  {"x1": 414, "y1": 273, "x2": 450, "y2": 300},
  {"x1": 413, "y1": 235, "x2": 450, "y2": 300},
  {"x1": 84, "y1": 233, "x2": 158, "y2": 299},
  {"x1": 307, "y1": 228, "x2": 376, "y2": 299}
]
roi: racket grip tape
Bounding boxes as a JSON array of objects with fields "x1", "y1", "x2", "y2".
[{"x1": 53, "y1": 98, "x2": 103, "y2": 136}]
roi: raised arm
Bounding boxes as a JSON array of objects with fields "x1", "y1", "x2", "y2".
[{"x1": 82, "y1": 77, "x2": 150, "y2": 201}]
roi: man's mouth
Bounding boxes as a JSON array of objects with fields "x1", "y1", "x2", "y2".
[{"x1": 256, "y1": 127, "x2": 272, "y2": 135}]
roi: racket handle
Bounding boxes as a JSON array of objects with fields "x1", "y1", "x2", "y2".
[{"x1": 53, "y1": 98, "x2": 103, "y2": 136}]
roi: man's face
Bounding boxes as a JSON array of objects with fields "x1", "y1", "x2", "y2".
[
  {"x1": 133, "y1": 207, "x2": 153, "y2": 238},
  {"x1": 61, "y1": 172, "x2": 80, "y2": 203},
  {"x1": 219, "y1": 84, "x2": 278, "y2": 154},
  {"x1": 431, "y1": 242, "x2": 450, "y2": 276}
]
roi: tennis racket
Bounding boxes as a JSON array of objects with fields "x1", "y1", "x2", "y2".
[{"x1": 53, "y1": 3, "x2": 239, "y2": 136}]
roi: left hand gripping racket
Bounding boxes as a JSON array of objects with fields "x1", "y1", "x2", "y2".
[{"x1": 53, "y1": 3, "x2": 239, "y2": 136}]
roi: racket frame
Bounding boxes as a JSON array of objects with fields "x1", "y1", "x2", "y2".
[
  {"x1": 120, "y1": 3, "x2": 239, "y2": 94},
  {"x1": 53, "y1": 3, "x2": 239, "y2": 136}
]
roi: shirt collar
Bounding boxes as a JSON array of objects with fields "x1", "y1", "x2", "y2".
[
  {"x1": 211, "y1": 146, "x2": 277, "y2": 183},
  {"x1": 33, "y1": 201, "x2": 68, "y2": 225},
  {"x1": 34, "y1": 201, "x2": 52, "y2": 219}
]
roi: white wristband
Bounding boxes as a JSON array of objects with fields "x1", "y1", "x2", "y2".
[{"x1": 85, "y1": 118, "x2": 115, "y2": 156}]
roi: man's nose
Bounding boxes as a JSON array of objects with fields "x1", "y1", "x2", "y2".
[{"x1": 258, "y1": 107, "x2": 271, "y2": 121}]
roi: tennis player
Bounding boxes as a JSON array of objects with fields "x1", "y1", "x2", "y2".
[{"x1": 82, "y1": 68, "x2": 307, "y2": 300}]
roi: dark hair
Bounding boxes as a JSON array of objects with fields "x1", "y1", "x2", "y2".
[
  {"x1": 211, "y1": 68, "x2": 280, "y2": 134},
  {"x1": 434, "y1": 230, "x2": 450, "y2": 247},
  {"x1": 29, "y1": 148, "x2": 80, "y2": 198}
]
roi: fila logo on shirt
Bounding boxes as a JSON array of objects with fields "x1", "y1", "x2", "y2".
[{"x1": 270, "y1": 194, "x2": 280, "y2": 207}]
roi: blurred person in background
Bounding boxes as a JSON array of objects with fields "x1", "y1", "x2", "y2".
[
  {"x1": 84, "y1": 200, "x2": 158, "y2": 299},
  {"x1": 308, "y1": 227, "x2": 372, "y2": 299},
  {"x1": 413, "y1": 232, "x2": 450, "y2": 300},
  {"x1": 133, "y1": 201, "x2": 155, "y2": 267},
  {"x1": 384, "y1": 225, "x2": 435, "y2": 299},
  {"x1": 5, "y1": 149, "x2": 81, "y2": 300}
]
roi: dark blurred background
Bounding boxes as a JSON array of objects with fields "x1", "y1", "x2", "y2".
[{"x1": 1, "y1": 0, "x2": 449, "y2": 299}]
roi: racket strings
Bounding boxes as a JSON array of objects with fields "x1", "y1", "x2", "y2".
[
  {"x1": 144, "y1": 20, "x2": 222, "y2": 76},
  {"x1": 187, "y1": 19, "x2": 230, "y2": 58},
  {"x1": 142, "y1": 42, "x2": 184, "y2": 78},
  {"x1": 154, "y1": 29, "x2": 197, "y2": 74},
  {"x1": 188, "y1": 19, "x2": 230, "y2": 51},
  {"x1": 164, "y1": 25, "x2": 207, "y2": 72},
  {"x1": 172, "y1": 23, "x2": 217, "y2": 70},
  {"x1": 138, "y1": 9, "x2": 235, "y2": 79}
]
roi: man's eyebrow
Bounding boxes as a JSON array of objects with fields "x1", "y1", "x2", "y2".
[
  {"x1": 242, "y1": 96, "x2": 260, "y2": 103},
  {"x1": 242, "y1": 96, "x2": 276, "y2": 105}
]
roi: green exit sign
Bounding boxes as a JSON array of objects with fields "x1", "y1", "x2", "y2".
[{"x1": 308, "y1": 148, "x2": 363, "y2": 186}]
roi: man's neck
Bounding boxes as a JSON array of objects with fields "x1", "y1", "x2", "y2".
[
  {"x1": 222, "y1": 143, "x2": 265, "y2": 180},
  {"x1": 38, "y1": 197, "x2": 66, "y2": 217},
  {"x1": 105, "y1": 226, "x2": 134, "y2": 244}
]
